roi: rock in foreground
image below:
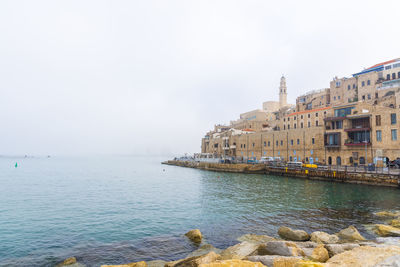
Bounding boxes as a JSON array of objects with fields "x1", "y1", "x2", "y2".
[
  {"x1": 220, "y1": 242, "x2": 259, "y2": 260},
  {"x1": 374, "y1": 224, "x2": 400, "y2": 237},
  {"x1": 336, "y1": 226, "x2": 365, "y2": 242},
  {"x1": 185, "y1": 229, "x2": 203, "y2": 243},
  {"x1": 325, "y1": 245, "x2": 400, "y2": 267},
  {"x1": 175, "y1": 252, "x2": 221, "y2": 267},
  {"x1": 310, "y1": 231, "x2": 339, "y2": 244},
  {"x1": 101, "y1": 261, "x2": 147, "y2": 267},
  {"x1": 278, "y1": 227, "x2": 310, "y2": 241},
  {"x1": 237, "y1": 234, "x2": 276, "y2": 244},
  {"x1": 199, "y1": 259, "x2": 265, "y2": 267}
]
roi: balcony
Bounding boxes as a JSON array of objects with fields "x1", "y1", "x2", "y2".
[
  {"x1": 344, "y1": 141, "x2": 371, "y2": 146},
  {"x1": 344, "y1": 127, "x2": 370, "y2": 132},
  {"x1": 324, "y1": 116, "x2": 346, "y2": 121}
]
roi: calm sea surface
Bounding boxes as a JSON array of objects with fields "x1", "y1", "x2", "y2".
[{"x1": 1, "y1": 156, "x2": 400, "y2": 266}]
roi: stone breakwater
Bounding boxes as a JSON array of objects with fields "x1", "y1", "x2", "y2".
[
  {"x1": 58, "y1": 211, "x2": 400, "y2": 267},
  {"x1": 162, "y1": 160, "x2": 400, "y2": 188}
]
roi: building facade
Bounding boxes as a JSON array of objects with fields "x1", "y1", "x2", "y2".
[{"x1": 201, "y1": 58, "x2": 400, "y2": 166}]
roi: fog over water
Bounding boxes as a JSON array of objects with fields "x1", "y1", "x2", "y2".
[{"x1": 1, "y1": 0, "x2": 399, "y2": 156}]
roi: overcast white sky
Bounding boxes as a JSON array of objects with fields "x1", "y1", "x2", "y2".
[{"x1": 0, "y1": 0, "x2": 399, "y2": 156}]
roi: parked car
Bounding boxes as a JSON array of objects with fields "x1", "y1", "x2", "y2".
[
  {"x1": 303, "y1": 163, "x2": 318, "y2": 169},
  {"x1": 389, "y1": 158, "x2": 400, "y2": 168},
  {"x1": 287, "y1": 162, "x2": 303, "y2": 168}
]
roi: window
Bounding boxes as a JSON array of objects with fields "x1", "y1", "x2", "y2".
[
  {"x1": 353, "y1": 84, "x2": 356, "y2": 89},
  {"x1": 264, "y1": 141, "x2": 266, "y2": 147},
  {"x1": 276, "y1": 140, "x2": 278, "y2": 146},
  {"x1": 368, "y1": 94, "x2": 371, "y2": 100},
  {"x1": 316, "y1": 120, "x2": 319, "y2": 126},
  {"x1": 338, "y1": 96, "x2": 340, "y2": 100},
  {"x1": 349, "y1": 157, "x2": 353, "y2": 164},
  {"x1": 334, "y1": 107, "x2": 354, "y2": 117},
  {"x1": 297, "y1": 139, "x2": 300, "y2": 145},
  {"x1": 294, "y1": 123, "x2": 297, "y2": 129},
  {"x1": 280, "y1": 140, "x2": 283, "y2": 145},
  {"x1": 347, "y1": 85, "x2": 351, "y2": 90},
  {"x1": 334, "y1": 96, "x2": 336, "y2": 100},
  {"x1": 294, "y1": 116, "x2": 296, "y2": 120},
  {"x1": 268, "y1": 141, "x2": 270, "y2": 146},
  {"x1": 288, "y1": 117, "x2": 290, "y2": 121},
  {"x1": 284, "y1": 125, "x2": 286, "y2": 130},
  {"x1": 241, "y1": 144, "x2": 243, "y2": 148},
  {"x1": 362, "y1": 95, "x2": 365, "y2": 100},
  {"x1": 335, "y1": 121, "x2": 343, "y2": 129},
  {"x1": 359, "y1": 157, "x2": 365, "y2": 164},
  {"x1": 391, "y1": 113, "x2": 397, "y2": 125},
  {"x1": 367, "y1": 80, "x2": 371, "y2": 85},
  {"x1": 308, "y1": 114, "x2": 310, "y2": 118},
  {"x1": 252, "y1": 143, "x2": 255, "y2": 147},
  {"x1": 291, "y1": 140, "x2": 293, "y2": 145},
  {"x1": 393, "y1": 73, "x2": 396, "y2": 80},
  {"x1": 288, "y1": 125, "x2": 290, "y2": 130},
  {"x1": 392, "y1": 129, "x2": 397, "y2": 141},
  {"x1": 386, "y1": 65, "x2": 392, "y2": 70},
  {"x1": 283, "y1": 118, "x2": 286, "y2": 122},
  {"x1": 387, "y1": 74, "x2": 391, "y2": 80},
  {"x1": 398, "y1": 72, "x2": 400, "y2": 79},
  {"x1": 312, "y1": 138, "x2": 315, "y2": 144},
  {"x1": 308, "y1": 121, "x2": 311, "y2": 128},
  {"x1": 362, "y1": 81, "x2": 365, "y2": 87},
  {"x1": 316, "y1": 113, "x2": 318, "y2": 117},
  {"x1": 376, "y1": 115, "x2": 381, "y2": 126},
  {"x1": 301, "y1": 115, "x2": 303, "y2": 119},
  {"x1": 301, "y1": 122, "x2": 303, "y2": 128},
  {"x1": 243, "y1": 144, "x2": 246, "y2": 148},
  {"x1": 376, "y1": 130, "x2": 382, "y2": 142}
]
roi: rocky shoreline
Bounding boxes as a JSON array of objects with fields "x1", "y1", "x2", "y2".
[{"x1": 57, "y1": 211, "x2": 400, "y2": 267}]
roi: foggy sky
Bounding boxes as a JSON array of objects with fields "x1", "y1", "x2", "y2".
[{"x1": 1, "y1": 0, "x2": 399, "y2": 156}]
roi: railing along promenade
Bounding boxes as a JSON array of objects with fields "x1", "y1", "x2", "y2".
[{"x1": 162, "y1": 160, "x2": 400, "y2": 188}]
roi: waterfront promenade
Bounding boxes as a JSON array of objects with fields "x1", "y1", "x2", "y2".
[{"x1": 163, "y1": 160, "x2": 400, "y2": 188}]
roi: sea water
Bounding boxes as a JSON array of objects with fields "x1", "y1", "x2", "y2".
[{"x1": 1, "y1": 156, "x2": 400, "y2": 266}]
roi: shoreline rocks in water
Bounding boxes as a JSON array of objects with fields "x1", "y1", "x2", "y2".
[
  {"x1": 92, "y1": 210, "x2": 400, "y2": 267},
  {"x1": 277, "y1": 226, "x2": 310, "y2": 242},
  {"x1": 185, "y1": 229, "x2": 203, "y2": 243}
]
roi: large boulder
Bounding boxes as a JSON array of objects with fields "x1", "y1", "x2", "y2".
[
  {"x1": 165, "y1": 260, "x2": 184, "y2": 267},
  {"x1": 309, "y1": 245, "x2": 329, "y2": 263},
  {"x1": 295, "y1": 261, "x2": 325, "y2": 267},
  {"x1": 102, "y1": 261, "x2": 147, "y2": 267},
  {"x1": 278, "y1": 227, "x2": 310, "y2": 242},
  {"x1": 257, "y1": 241, "x2": 305, "y2": 257},
  {"x1": 373, "y1": 255, "x2": 400, "y2": 267},
  {"x1": 220, "y1": 242, "x2": 260, "y2": 260},
  {"x1": 374, "y1": 224, "x2": 400, "y2": 237},
  {"x1": 390, "y1": 219, "x2": 400, "y2": 228},
  {"x1": 185, "y1": 229, "x2": 203, "y2": 243},
  {"x1": 199, "y1": 259, "x2": 265, "y2": 267},
  {"x1": 247, "y1": 255, "x2": 302, "y2": 267},
  {"x1": 237, "y1": 234, "x2": 276, "y2": 244},
  {"x1": 376, "y1": 237, "x2": 400, "y2": 246},
  {"x1": 374, "y1": 211, "x2": 400, "y2": 218},
  {"x1": 325, "y1": 243, "x2": 360, "y2": 257},
  {"x1": 310, "y1": 231, "x2": 339, "y2": 244},
  {"x1": 325, "y1": 245, "x2": 400, "y2": 267},
  {"x1": 187, "y1": 244, "x2": 222, "y2": 258},
  {"x1": 174, "y1": 252, "x2": 221, "y2": 267},
  {"x1": 147, "y1": 261, "x2": 167, "y2": 267},
  {"x1": 336, "y1": 226, "x2": 365, "y2": 242}
]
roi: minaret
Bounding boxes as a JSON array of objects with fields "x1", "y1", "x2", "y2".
[{"x1": 279, "y1": 75, "x2": 287, "y2": 108}]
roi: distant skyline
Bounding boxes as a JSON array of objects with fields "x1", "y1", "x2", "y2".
[{"x1": 1, "y1": 0, "x2": 399, "y2": 156}]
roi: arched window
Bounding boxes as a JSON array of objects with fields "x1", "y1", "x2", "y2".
[
  {"x1": 328, "y1": 156, "x2": 332, "y2": 165},
  {"x1": 336, "y1": 156, "x2": 341, "y2": 166}
]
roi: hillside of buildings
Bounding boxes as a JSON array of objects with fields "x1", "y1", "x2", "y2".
[{"x1": 201, "y1": 58, "x2": 400, "y2": 167}]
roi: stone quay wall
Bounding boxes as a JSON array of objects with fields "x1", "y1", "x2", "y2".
[{"x1": 162, "y1": 161, "x2": 400, "y2": 188}]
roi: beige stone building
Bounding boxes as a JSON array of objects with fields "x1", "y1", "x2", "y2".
[{"x1": 200, "y1": 58, "x2": 400, "y2": 166}]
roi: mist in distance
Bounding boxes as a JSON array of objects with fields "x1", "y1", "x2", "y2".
[{"x1": 0, "y1": 0, "x2": 399, "y2": 156}]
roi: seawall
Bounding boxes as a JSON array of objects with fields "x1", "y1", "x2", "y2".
[{"x1": 162, "y1": 160, "x2": 400, "y2": 188}]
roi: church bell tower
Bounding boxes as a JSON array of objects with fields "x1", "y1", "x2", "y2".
[{"x1": 279, "y1": 75, "x2": 287, "y2": 108}]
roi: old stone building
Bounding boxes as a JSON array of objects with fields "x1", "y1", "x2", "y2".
[{"x1": 201, "y1": 58, "x2": 400, "y2": 166}]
